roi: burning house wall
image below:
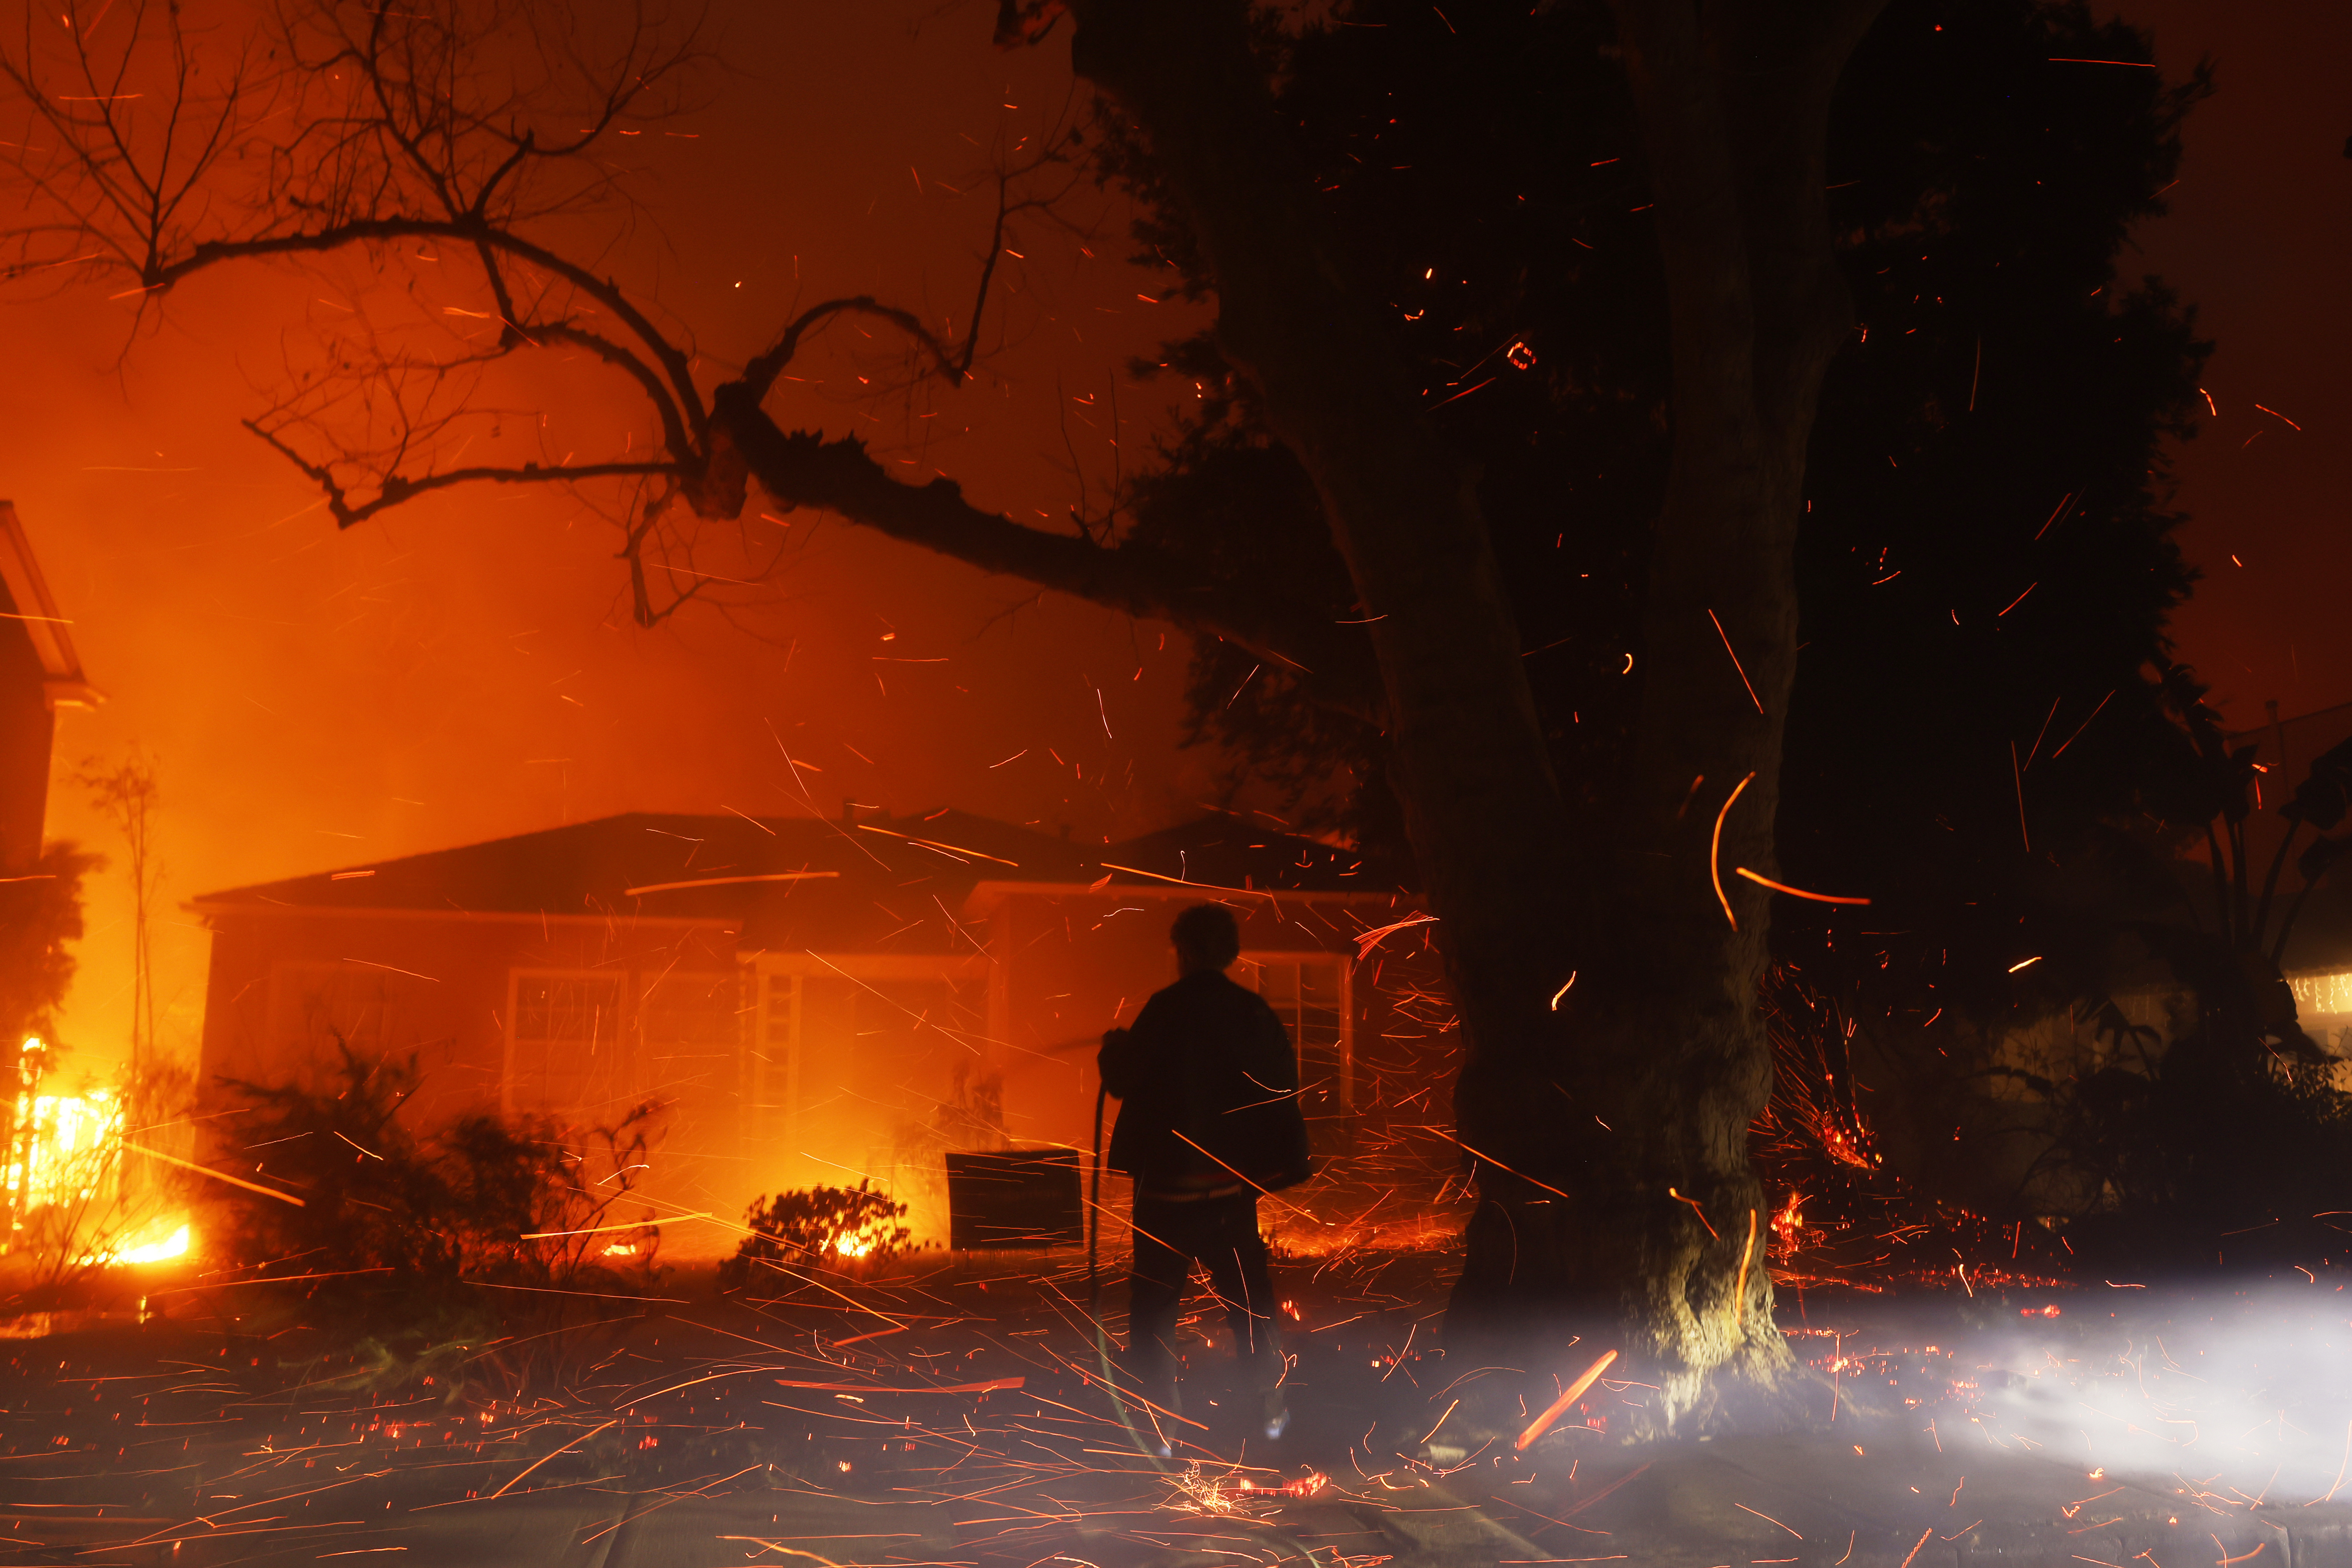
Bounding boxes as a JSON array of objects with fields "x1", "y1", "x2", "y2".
[{"x1": 0, "y1": 1044, "x2": 193, "y2": 1272}]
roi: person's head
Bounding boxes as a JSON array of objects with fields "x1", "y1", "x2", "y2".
[{"x1": 1171, "y1": 903, "x2": 1241, "y2": 976}]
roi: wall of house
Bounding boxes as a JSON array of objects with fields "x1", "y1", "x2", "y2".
[
  {"x1": 978, "y1": 890, "x2": 1353, "y2": 1151},
  {"x1": 195, "y1": 909, "x2": 748, "y2": 1241},
  {"x1": 0, "y1": 607, "x2": 52, "y2": 870},
  {"x1": 739, "y1": 955, "x2": 992, "y2": 1244},
  {"x1": 197, "y1": 884, "x2": 1462, "y2": 1258}
]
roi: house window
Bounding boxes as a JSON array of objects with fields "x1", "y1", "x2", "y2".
[
  {"x1": 1237, "y1": 955, "x2": 1353, "y2": 1113},
  {"x1": 506, "y1": 971, "x2": 624, "y2": 1116}
]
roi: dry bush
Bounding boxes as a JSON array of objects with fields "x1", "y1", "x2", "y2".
[
  {"x1": 207, "y1": 1044, "x2": 666, "y2": 1396},
  {"x1": 718, "y1": 1181, "x2": 914, "y2": 1290}
]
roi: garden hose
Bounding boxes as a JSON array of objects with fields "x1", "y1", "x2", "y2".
[{"x1": 1086, "y1": 1081, "x2": 1172, "y2": 1465}]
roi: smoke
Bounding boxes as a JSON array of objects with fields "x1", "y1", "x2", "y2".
[
  {"x1": 1938, "y1": 1286, "x2": 2352, "y2": 1501},
  {"x1": 4, "y1": 1, "x2": 1222, "y2": 1075}
]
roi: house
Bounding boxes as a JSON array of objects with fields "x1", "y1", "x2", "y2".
[
  {"x1": 0, "y1": 502, "x2": 99, "y2": 868},
  {"x1": 2223, "y1": 701, "x2": 2352, "y2": 1046},
  {"x1": 189, "y1": 808, "x2": 1428, "y2": 1249}
]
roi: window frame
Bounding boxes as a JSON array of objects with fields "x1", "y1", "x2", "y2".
[{"x1": 1235, "y1": 951, "x2": 1355, "y2": 1113}]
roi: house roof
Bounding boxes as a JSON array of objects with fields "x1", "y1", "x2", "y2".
[
  {"x1": 0, "y1": 502, "x2": 98, "y2": 709},
  {"x1": 1095, "y1": 818, "x2": 1373, "y2": 895},
  {"x1": 189, "y1": 809, "x2": 1395, "y2": 948}
]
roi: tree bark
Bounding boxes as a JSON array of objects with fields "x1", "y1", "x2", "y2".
[
  {"x1": 1444, "y1": 0, "x2": 1884, "y2": 1433},
  {"x1": 1048, "y1": 0, "x2": 1881, "y2": 1436}
]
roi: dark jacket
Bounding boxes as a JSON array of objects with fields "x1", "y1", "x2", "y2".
[{"x1": 1100, "y1": 970, "x2": 1313, "y2": 1196}]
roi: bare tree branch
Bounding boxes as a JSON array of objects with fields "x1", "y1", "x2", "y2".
[
  {"x1": 5, "y1": 0, "x2": 1382, "y2": 699},
  {"x1": 243, "y1": 414, "x2": 679, "y2": 528}
]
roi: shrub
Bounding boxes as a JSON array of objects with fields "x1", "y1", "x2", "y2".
[
  {"x1": 719, "y1": 1181, "x2": 912, "y2": 1289},
  {"x1": 207, "y1": 1045, "x2": 664, "y2": 1335}
]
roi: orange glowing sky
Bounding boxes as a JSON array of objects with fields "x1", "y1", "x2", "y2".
[
  {"x1": 5, "y1": 1, "x2": 1214, "y2": 1074},
  {"x1": 4, "y1": 0, "x2": 2344, "y2": 1077},
  {"x1": 2116, "y1": 0, "x2": 2352, "y2": 728}
]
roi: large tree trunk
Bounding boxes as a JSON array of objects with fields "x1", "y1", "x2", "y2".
[
  {"x1": 1045, "y1": 0, "x2": 1878, "y2": 1436},
  {"x1": 1442, "y1": 0, "x2": 1885, "y2": 1433}
]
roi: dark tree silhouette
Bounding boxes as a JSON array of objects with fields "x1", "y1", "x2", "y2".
[
  {"x1": 1107, "y1": 0, "x2": 2216, "y2": 1235},
  {"x1": 1056, "y1": 0, "x2": 2208, "y2": 1420}
]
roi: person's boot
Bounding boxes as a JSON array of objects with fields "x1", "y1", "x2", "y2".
[
  {"x1": 1259, "y1": 1381, "x2": 1290, "y2": 1441},
  {"x1": 1117, "y1": 1344, "x2": 1182, "y2": 1456},
  {"x1": 1244, "y1": 1341, "x2": 1290, "y2": 1440}
]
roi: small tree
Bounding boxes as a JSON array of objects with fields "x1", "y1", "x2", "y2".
[
  {"x1": 212, "y1": 1044, "x2": 665, "y2": 1292},
  {"x1": 71, "y1": 754, "x2": 160, "y2": 1087},
  {"x1": 0, "y1": 842, "x2": 96, "y2": 1055}
]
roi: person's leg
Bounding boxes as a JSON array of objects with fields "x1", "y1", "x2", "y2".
[
  {"x1": 1125, "y1": 1199, "x2": 1192, "y2": 1411},
  {"x1": 1196, "y1": 1195, "x2": 1289, "y2": 1435}
]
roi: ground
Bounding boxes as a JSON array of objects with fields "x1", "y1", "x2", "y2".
[{"x1": 0, "y1": 1245, "x2": 2346, "y2": 1567}]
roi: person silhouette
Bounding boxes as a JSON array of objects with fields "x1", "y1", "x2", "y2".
[{"x1": 1099, "y1": 903, "x2": 1314, "y2": 1448}]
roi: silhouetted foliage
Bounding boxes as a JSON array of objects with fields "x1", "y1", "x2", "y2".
[
  {"x1": 0, "y1": 842, "x2": 97, "y2": 1056},
  {"x1": 1758, "y1": 666, "x2": 2352, "y2": 1282},
  {"x1": 719, "y1": 1181, "x2": 914, "y2": 1290},
  {"x1": 211, "y1": 1045, "x2": 663, "y2": 1317},
  {"x1": 1103, "y1": 0, "x2": 2207, "y2": 910}
]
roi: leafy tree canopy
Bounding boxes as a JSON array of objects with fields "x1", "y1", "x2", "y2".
[
  {"x1": 0, "y1": 842, "x2": 99, "y2": 1057},
  {"x1": 1104, "y1": 0, "x2": 2209, "y2": 1040}
]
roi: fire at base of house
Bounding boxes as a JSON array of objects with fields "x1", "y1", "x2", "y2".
[
  {"x1": 188, "y1": 807, "x2": 1434, "y2": 1254},
  {"x1": 0, "y1": 1046, "x2": 193, "y2": 1270}
]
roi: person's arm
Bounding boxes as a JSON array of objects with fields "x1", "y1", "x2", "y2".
[
  {"x1": 1099, "y1": 997, "x2": 1160, "y2": 1099},
  {"x1": 1098, "y1": 1028, "x2": 1135, "y2": 1099}
]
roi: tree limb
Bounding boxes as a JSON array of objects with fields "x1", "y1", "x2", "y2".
[
  {"x1": 167, "y1": 215, "x2": 710, "y2": 442},
  {"x1": 709, "y1": 382, "x2": 1379, "y2": 718},
  {"x1": 243, "y1": 416, "x2": 680, "y2": 528}
]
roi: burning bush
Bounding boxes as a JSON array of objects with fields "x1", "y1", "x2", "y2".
[{"x1": 719, "y1": 1181, "x2": 913, "y2": 1289}]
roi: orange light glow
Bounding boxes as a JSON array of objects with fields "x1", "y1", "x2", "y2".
[
  {"x1": 7, "y1": 1081, "x2": 120, "y2": 1218},
  {"x1": 1712, "y1": 773, "x2": 1756, "y2": 930},
  {"x1": 83, "y1": 1221, "x2": 191, "y2": 1267},
  {"x1": 1732, "y1": 868, "x2": 1870, "y2": 906}
]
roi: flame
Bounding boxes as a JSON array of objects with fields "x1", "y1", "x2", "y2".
[
  {"x1": 833, "y1": 1232, "x2": 874, "y2": 1259},
  {"x1": 84, "y1": 1222, "x2": 191, "y2": 1267},
  {"x1": 7, "y1": 1084, "x2": 123, "y2": 1216},
  {"x1": 1771, "y1": 1190, "x2": 1806, "y2": 1249},
  {"x1": 2, "y1": 1045, "x2": 193, "y2": 1266}
]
